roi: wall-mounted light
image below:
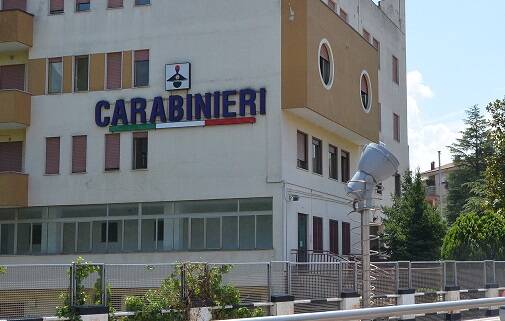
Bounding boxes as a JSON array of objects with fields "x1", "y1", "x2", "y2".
[
  {"x1": 288, "y1": 194, "x2": 300, "y2": 202},
  {"x1": 288, "y1": 2, "x2": 295, "y2": 22}
]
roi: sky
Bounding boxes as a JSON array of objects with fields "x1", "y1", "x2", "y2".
[{"x1": 405, "y1": 1, "x2": 505, "y2": 171}]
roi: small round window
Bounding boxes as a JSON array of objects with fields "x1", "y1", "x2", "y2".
[
  {"x1": 318, "y1": 39, "x2": 334, "y2": 89},
  {"x1": 360, "y1": 71, "x2": 372, "y2": 112}
]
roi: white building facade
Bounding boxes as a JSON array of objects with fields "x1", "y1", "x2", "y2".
[{"x1": 0, "y1": 0, "x2": 407, "y2": 264}]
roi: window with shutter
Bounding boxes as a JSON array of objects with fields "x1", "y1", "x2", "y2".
[
  {"x1": 339, "y1": 9, "x2": 348, "y2": 23},
  {"x1": 341, "y1": 150, "x2": 350, "y2": 182},
  {"x1": 0, "y1": 64, "x2": 25, "y2": 91},
  {"x1": 45, "y1": 137, "x2": 60, "y2": 175},
  {"x1": 0, "y1": 142, "x2": 23, "y2": 172},
  {"x1": 108, "y1": 0, "x2": 122, "y2": 8},
  {"x1": 393, "y1": 113, "x2": 400, "y2": 142},
  {"x1": 107, "y1": 52, "x2": 122, "y2": 90},
  {"x1": 76, "y1": 0, "x2": 90, "y2": 12},
  {"x1": 72, "y1": 135, "x2": 87, "y2": 173},
  {"x1": 49, "y1": 0, "x2": 64, "y2": 14},
  {"x1": 2, "y1": 0, "x2": 27, "y2": 11},
  {"x1": 342, "y1": 222, "x2": 351, "y2": 255},
  {"x1": 312, "y1": 216, "x2": 323, "y2": 252},
  {"x1": 329, "y1": 144, "x2": 338, "y2": 180},
  {"x1": 132, "y1": 132, "x2": 148, "y2": 169},
  {"x1": 393, "y1": 55, "x2": 399, "y2": 84},
  {"x1": 312, "y1": 137, "x2": 322, "y2": 175},
  {"x1": 329, "y1": 220, "x2": 339, "y2": 254},
  {"x1": 105, "y1": 133, "x2": 120, "y2": 171}
]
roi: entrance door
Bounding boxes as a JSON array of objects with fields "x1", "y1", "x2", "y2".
[{"x1": 297, "y1": 213, "x2": 308, "y2": 262}]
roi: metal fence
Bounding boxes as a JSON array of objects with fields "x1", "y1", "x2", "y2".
[{"x1": 1, "y1": 260, "x2": 505, "y2": 319}]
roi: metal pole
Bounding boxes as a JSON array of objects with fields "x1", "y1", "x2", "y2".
[
  {"x1": 442, "y1": 261, "x2": 446, "y2": 290},
  {"x1": 353, "y1": 262, "x2": 358, "y2": 292},
  {"x1": 395, "y1": 262, "x2": 400, "y2": 292},
  {"x1": 361, "y1": 197, "x2": 371, "y2": 308},
  {"x1": 438, "y1": 151, "x2": 443, "y2": 217},
  {"x1": 267, "y1": 262, "x2": 272, "y2": 300},
  {"x1": 408, "y1": 261, "x2": 412, "y2": 289},
  {"x1": 338, "y1": 262, "x2": 343, "y2": 295},
  {"x1": 287, "y1": 262, "x2": 292, "y2": 295},
  {"x1": 101, "y1": 264, "x2": 107, "y2": 306}
]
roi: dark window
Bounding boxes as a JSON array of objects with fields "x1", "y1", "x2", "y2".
[
  {"x1": 135, "y1": 0, "x2": 150, "y2": 5},
  {"x1": 361, "y1": 74, "x2": 370, "y2": 111},
  {"x1": 329, "y1": 145, "x2": 338, "y2": 180},
  {"x1": 342, "y1": 222, "x2": 351, "y2": 255},
  {"x1": 312, "y1": 137, "x2": 322, "y2": 174},
  {"x1": 395, "y1": 173, "x2": 401, "y2": 196},
  {"x1": 392, "y1": 55, "x2": 399, "y2": 84},
  {"x1": 363, "y1": 29, "x2": 371, "y2": 43},
  {"x1": 0, "y1": 142, "x2": 23, "y2": 172},
  {"x1": 71, "y1": 135, "x2": 87, "y2": 173},
  {"x1": 45, "y1": 137, "x2": 60, "y2": 175},
  {"x1": 341, "y1": 150, "x2": 350, "y2": 182},
  {"x1": 106, "y1": 52, "x2": 122, "y2": 90},
  {"x1": 157, "y1": 219, "x2": 164, "y2": 242},
  {"x1": 312, "y1": 216, "x2": 323, "y2": 252},
  {"x1": 327, "y1": 0, "x2": 336, "y2": 11},
  {"x1": 134, "y1": 50, "x2": 149, "y2": 87},
  {"x1": 2, "y1": 0, "x2": 27, "y2": 10},
  {"x1": 32, "y1": 224, "x2": 42, "y2": 245},
  {"x1": 101, "y1": 222, "x2": 118, "y2": 243},
  {"x1": 297, "y1": 131, "x2": 308, "y2": 170},
  {"x1": 108, "y1": 0, "x2": 122, "y2": 8},
  {"x1": 0, "y1": 64, "x2": 25, "y2": 91},
  {"x1": 393, "y1": 113, "x2": 400, "y2": 142},
  {"x1": 319, "y1": 44, "x2": 331, "y2": 86},
  {"x1": 74, "y1": 55, "x2": 89, "y2": 92},
  {"x1": 50, "y1": 0, "x2": 64, "y2": 14},
  {"x1": 76, "y1": 0, "x2": 90, "y2": 12},
  {"x1": 329, "y1": 220, "x2": 338, "y2": 255},
  {"x1": 339, "y1": 9, "x2": 348, "y2": 23},
  {"x1": 133, "y1": 132, "x2": 148, "y2": 169},
  {"x1": 105, "y1": 133, "x2": 120, "y2": 171}
]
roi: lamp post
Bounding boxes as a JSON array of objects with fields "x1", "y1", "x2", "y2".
[{"x1": 347, "y1": 143, "x2": 399, "y2": 308}]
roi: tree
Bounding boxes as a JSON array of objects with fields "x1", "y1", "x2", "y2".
[
  {"x1": 485, "y1": 98, "x2": 505, "y2": 212},
  {"x1": 441, "y1": 211, "x2": 505, "y2": 260},
  {"x1": 382, "y1": 171, "x2": 447, "y2": 261},
  {"x1": 446, "y1": 105, "x2": 493, "y2": 223}
]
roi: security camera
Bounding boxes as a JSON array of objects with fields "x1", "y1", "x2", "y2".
[
  {"x1": 347, "y1": 143, "x2": 399, "y2": 201},
  {"x1": 289, "y1": 194, "x2": 300, "y2": 202}
]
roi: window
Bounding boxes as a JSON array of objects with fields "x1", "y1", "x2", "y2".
[
  {"x1": 363, "y1": 29, "x2": 371, "y2": 43},
  {"x1": 372, "y1": 38, "x2": 380, "y2": 50},
  {"x1": 133, "y1": 132, "x2": 148, "y2": 169},
  {"x1": 361, "y1": 73, "x2": 370, "y2": 111},
  {"x1": 108, "y1": 0, "x2": 122, "y2": 8},
  {"x1": 256, "y1": 215, "x2": 273, "y2": 249},
  {"x1": 50, "y1": 0, "x2": 64, "y2": 14},
  {"x1": 0, "y1": 142, "x2": 22, "y2": 172},
  {"x1": 392, "y1": 55, "x2": 399, "y2": 84},
  {"x1": 101, "y1": 222, "x2": 118, "y2": 243},
  {"x1": 74, "y1": 55, "x2": 89, "y2": 92},
  {"x1": 48, "y1": 57, "x2": 63, "y2": 94},
  {"x1": 312, "y1": 216, "x2": 323, "y2": 252},
  {"x1": 45, "y1": 137, "x2": 60, "y2": 175},
  {"x1": 239, "y1": 216, "x2": 255, "y2": 249},
  {"x1": 0, "y1": 224, "x2": 15, "y2": 255},
  {"x1": 312, "y1": 137, "x2": 322, "y2": 175},
  {"x1": 297, "y1": 131, "x2": 308, "y2": 170},
  {"x1": 395, "y1": 173, "x2": 401, "y2": 196},
  {"x1": 135, "y1": 0, "x2": 150, "y2": 5},
  {"x1": 329, "y1": 144, "x2": 338, "y2": 180},
  {"x1": 341, "y1": 150, "x2": 350, "y2": 183},
  {"x1": 327, "y1": 0, "x2": 336, "y2": 11},
  {"x1": 106, "y1": 52, "x2": 122, "y2": 90},
  {"x1": 0, "y1": 64, "x2": 25, "y2": 91},
  {"x1": 342, "y1": 222, "x2": 351, "y2": 255},
  {"x1": 134, "y1": 50, "x2": 149, "y2": 87},
  {"x1": 105, "y1": 133, "x2": 120, "y2": 171},
  {"x1": 2, "y1": 0, "x2": 26, "y2": 10},
  {"x1": 319, "y1": 42, "x2": 332, "y2": 87},
  {"x1": 76, "y1": 0, "x2": 90, "y2": 11},
  {"x1": 393, "y1": 113, "x2": 400, "y2": 142},
  {"x1": 222, "y1": 216, "x2": 238, "y2": 250},
  {"x1": 329, "y1": 220, "x2": 338, "y2": 255},
  {"x1": 339, "y1": 9, "x2": 348, "y2": 23},
  {"x1": 72, "y1": 135, "x2": 87, "y2": 173}
]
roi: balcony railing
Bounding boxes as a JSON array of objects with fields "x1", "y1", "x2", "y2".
[
  {"x1": 425, "y1": 185, "x2": 438, "y2": 197},
  {"x1": 0, "y1": 9, "x2": 34, "y2": 52},
  {"x1": 0, "y1": 89, "x2": 31, "y2": 128}
]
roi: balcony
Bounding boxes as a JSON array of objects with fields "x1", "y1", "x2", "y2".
[
  {"x1": 0, "y1": 90, "x2": 31, "y2": 129},
  {"x1": 0, "y1": 172, "x2": 28, "y2": 207},
  {"x1": 0, "y1": 9, "x2": 33, "y2": 52},
  {"x1": 281, "y1": 0, "x2": 380, "y2": 144}
]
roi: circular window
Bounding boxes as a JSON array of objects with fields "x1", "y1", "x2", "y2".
[
  {"x1": 360, "y1": 71, "x2": 372, "y2": 112},
  {"x1": 318, "y1": 39, "x2": 334, "y2": 89}
]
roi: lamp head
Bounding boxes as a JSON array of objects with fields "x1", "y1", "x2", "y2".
[{"x1": 347, "y1": 143, "x2": 399, "y2": 200}]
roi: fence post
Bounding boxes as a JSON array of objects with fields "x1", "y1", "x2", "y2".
[
  {"x1": 353, "y1": 262, "x2": 358, "y2": 292},
  {"x1": 101, "y1": 264, "x2": 107, "y2": 306},
  {"x1": 442, "y1": 261, "x2": 446, "y2": 290},
  {"x1": 70, "y1": 262, "x2": 75, "y2": 306},
  {"x1": 287, "y1": 262, "x2": 292, "y2": 295},
  {"x1": 397, "y1": 289, "x2": 416, "y2": 321},
  {"x1": 338, "y1": 262, "x2": 343, "y2": 295},
  {"x1": 408, "y1": 261, "x2": 412, "y2": 289},
  {"x1": 395, "y1": 262, "x2": 400, "y2": 293},
  {"x1": 267, "y1": 262, "x2": 272, "y2": 300}
]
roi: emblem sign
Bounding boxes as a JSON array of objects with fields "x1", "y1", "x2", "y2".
[{"x1": 165, "y1": 63, "x2": 191, "y2": 91}]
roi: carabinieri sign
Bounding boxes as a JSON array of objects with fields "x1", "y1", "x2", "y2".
[{"x1": 95, "y1": 88, "x2": 266, "y2": 132}]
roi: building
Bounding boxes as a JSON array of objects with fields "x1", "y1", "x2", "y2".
[
  {"x1": 421, "y1": 162, "x2": 457, "y2": 208},
  {"x1": 0, "y1": 0, "x2": 408, "y2": 264}
]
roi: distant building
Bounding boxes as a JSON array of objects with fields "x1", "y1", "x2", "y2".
[{"x1": 420, "y1": 162, "x2": 457, "y2": 207}]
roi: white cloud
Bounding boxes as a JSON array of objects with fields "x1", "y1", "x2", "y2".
[{"x1": 407, "y1": 71, "x2": 462, "y2": 172}]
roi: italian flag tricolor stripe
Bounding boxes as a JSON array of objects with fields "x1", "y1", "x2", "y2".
[{"x1": 109, "y1": 117, "x2": 256, "y2": 133}]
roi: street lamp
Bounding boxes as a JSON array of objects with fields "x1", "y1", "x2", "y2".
[{"x1": 346, "y1": 143, "x2": 399, "y2": 307}]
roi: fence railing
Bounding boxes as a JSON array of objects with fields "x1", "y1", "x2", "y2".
[{"x1": 1, "y1": 260, "x2": 505, "y2": 319}]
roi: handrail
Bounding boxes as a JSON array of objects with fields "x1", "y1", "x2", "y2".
[{"x1": 221, "y1": 297, "x2": 505, "y2": 321}]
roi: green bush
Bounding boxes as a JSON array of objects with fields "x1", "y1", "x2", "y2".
[
  {"x1": 0, "y1": 266, "x2": 5, "y2": 274},
  {"x1": 124, "y1": 263, "x2": 263, "y2": 321},
  {"x1": 441, "y1": 211, "x2": 505, "y2": 260}
]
